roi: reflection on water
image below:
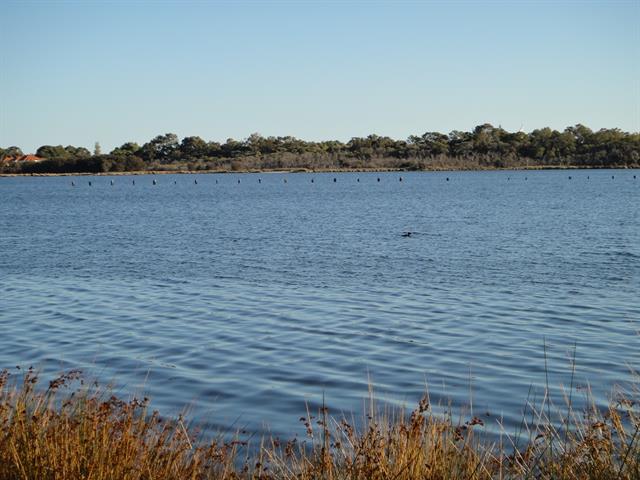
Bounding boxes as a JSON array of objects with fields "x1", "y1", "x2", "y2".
[{"x1": 0, "y1": 169, "x2": 638, "y2": 437}]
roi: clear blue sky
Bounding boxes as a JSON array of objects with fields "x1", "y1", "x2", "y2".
[{"x1": 1, "y1": 0, "x2": 638, "y2": 153}]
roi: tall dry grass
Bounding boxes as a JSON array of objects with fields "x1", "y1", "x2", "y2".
[{"x1": 0, "y1": 367, "x2": 637, "y2": 479}]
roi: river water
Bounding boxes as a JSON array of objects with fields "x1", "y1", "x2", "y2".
[{"x1": 1, "y1": 169, "x2": 638, "y2": 439}]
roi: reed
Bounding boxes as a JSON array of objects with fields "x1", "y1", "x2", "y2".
[{"x1": 0, "y1": 367, "x2": 637, "y2": 479}]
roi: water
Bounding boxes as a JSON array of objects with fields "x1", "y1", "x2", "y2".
[{"x1": 1, "y1": 169, "x2": 638, "y2": 439}]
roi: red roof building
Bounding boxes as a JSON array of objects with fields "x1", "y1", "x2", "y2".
[
  {"x1": 1, "y1": 154, "x2": 43, "y2": 163},
  {"x1": 18, "y1": 154, "x2": 42, "y2": 162}
]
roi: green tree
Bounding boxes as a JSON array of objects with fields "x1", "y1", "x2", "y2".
[
  {"x1": 180, "y1": 136, "x2": 208, "y2": 159},
  {"x1": 409, "y1": 132, "x2": 449, "y2": 157},
  {"x1": 65, "y1": 146, "x2": 91, "y2": 158},
  {"x1": 448, "y1": 130, "x2": 474, "y2": 156},
  {"x1": 140, "y1": 133, "x2": 179, "y2": 163},
  {"x1": 221, "y1": 138, "x2": 248, "y2": 157},
  {"x1": 36, "y1": 145, "x2": 70, "y2": 160},
  {"x1": 110, "y1": 142, "x2": 141, "y2": 157},
  {"x1": 0, "y1": 146, "x2": 23, "y2": 160}
]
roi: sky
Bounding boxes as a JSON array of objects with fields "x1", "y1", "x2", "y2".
[{"x1": 1, "y1": 0, "x2": 639, "y2": 153}]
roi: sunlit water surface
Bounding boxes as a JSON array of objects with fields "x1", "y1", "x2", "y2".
[{"x1": 1, "y1": 170, "x2": 638, "y2": 439}]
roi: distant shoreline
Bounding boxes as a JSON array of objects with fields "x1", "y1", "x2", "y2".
[
  {"x1": 1, "y1": 164, "x2": 637, "y2": 178},
  {"x1": 4, "y1": 125, "x2": 638, "y2": 176}
]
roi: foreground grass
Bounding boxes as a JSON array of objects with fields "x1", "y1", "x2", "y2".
[{"x1": 0, "y1": 368, "x2": 638, "y2": 479}]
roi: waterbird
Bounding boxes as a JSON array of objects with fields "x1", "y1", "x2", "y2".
[
  {"x1": 311, "y1": 178, "x2": 314, "y2": 183},
  {"x1": 569, "y1": 176, "x2": 572, "y2": 180},
  {"x1": 194, "y1": 179, "x2": 198, "y2": 185},
  {"x1": 174, "y1": 180, "x2": 177, "y2": 184},
  {"x1": 399, "y1": 177, "x2": 403, "y2": 182},
  {"x1": 88, "y1": 181, "x2": 92, "y2": 186},
  {"x1": 71, "y1": 181, "x2": 75, "y2": 187},
  {"x1": 377, "y1": 177, "x2": 380, "y2": 182},
  {"x1": 401, "y1": 232, "x2": 413, "y2": 237},
  {"x1": 446, "y1": 177, "x2": 449, "y2": 182},
  {"x1": 132, "y1": 180, "x2": 135, "y2": 185},
  {"x1": 110, "y1": 180, "x2": 114, "y2": 186},
  {"x1": 357, "y1": 178, "x2": 360, "y2": 182},
  {"x1": 153, "y1": 179, "x2": 157, "y2": 185},
  {"x1": 284, "y1": 178, "x2": 287, "y2": 183},
  {"x1": 238, "y1": 179, "x2": 240, "y2": 184},
  {"x1": 258, "y1": 178, "x2": 261, "y2": 183},
  {"x1": 612, "y1": 175, "x2": 615, "y2": 179},
  {"x1": 634, "y1": 175, "x2": 637, "y2": 179}
]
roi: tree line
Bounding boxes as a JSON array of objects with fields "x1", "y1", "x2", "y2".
[{"x1": 1, "y1": 124, "x2": 638, "y2": 174}]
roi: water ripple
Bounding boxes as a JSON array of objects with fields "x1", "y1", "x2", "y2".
[{"x1": 0, "y1": 169, "x2": 638, "y2": 438}]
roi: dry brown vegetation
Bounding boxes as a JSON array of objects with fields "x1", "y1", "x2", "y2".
[{"x1": 0, "y1": 367, "x2": 638, "y2": 479}]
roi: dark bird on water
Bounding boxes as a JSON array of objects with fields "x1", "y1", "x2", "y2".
[
  {"x1": 258, "y1": 178, "x2": 261, "y2": 183},
  {"x1": 311, "y1": 178, "x2": 314, "y2": 183},
  {"x1": 446, "y1": 177, "x2": 449, "y2": 181},
  {"x1": 194, "y1": 179, "x2": 198, "y2": 185},
  {"x1": 333, "y1": 178, "x2": 337, "y2": 182},
  {"x1": 71, "y1": 181, "x2": 75, "y2": 187},
  {"x1": 284, "y1": 178, "x2": 287, "y2": 183},
  {"x1": 402, "y1": 232, "x2": 413, "y2": 237},
  {"x1": 110, "y1": 180, "x2": 114, "y2": 186},
  {"x1": 88, "y1": 181, "x2": 92, "y2": 186},
  {"x1": 399, "y1": 177, "x2": 403, "y2": 182},
  {"x1": 357, "y1": 178, "x2": 360, "y2": 182},
  {"x1": 377, "y1": 177, "x2": 380, "y2": 182},
  {"x1": 153, "y1": 179, "x2": 157, "y2": 185},
  {"x1": 132, "y1": 180, "x2": 135, "y2": 185}
]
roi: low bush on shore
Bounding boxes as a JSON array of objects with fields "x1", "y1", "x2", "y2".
[{"x1": 0, "y1": 368, "x2": 637, "y2": 479}]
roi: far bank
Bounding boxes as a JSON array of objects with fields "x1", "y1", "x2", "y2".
[{"x1": 1, "y1": 163, "x2": 639, "y2": 178}]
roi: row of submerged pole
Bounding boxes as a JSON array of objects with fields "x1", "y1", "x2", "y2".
[
  {"x1": 72, "y1": 173, "x2": 637, "y2": 187},
  {"x1": 74, "y1": 176, "x2": 403, "y2": 186}
]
